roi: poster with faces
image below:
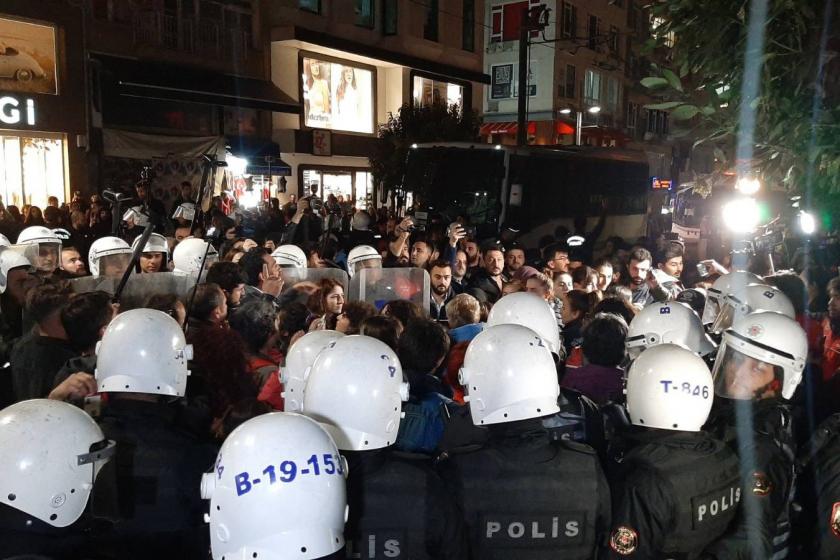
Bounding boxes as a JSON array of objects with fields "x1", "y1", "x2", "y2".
[{"x1": 303, "y1": 57, "x2": 373, "y2": 134}]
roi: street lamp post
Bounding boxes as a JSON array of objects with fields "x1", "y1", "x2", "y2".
[{"x1": 560, "y1": 106, "x2": 601, "y2": 146}]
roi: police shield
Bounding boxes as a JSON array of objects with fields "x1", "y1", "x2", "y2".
[
  {"x1": 68, "y1": 272, "x2": 196, "y2": 310},
  {"x1": 280, "y1": 268, "x2": 349, "y2": 292},
  {"x1": 349, "y1": 268, "x2": 430, "y2": 312}
]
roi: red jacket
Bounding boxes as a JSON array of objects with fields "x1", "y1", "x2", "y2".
[
  {"x1": 821, "y1": 318, "x2": 840, "y2": 383},
  {"x1": 247, "y1": 354, "x2": 285, "y2": 411}
]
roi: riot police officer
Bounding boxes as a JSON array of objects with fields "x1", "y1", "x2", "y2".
[
  {"x1": 201, "y1": 412, "x2": 347, "y2": 560},
  {"x1": 605, "y1": 344, "x2": 740, "y2": 558},
  {"x1": 0, "y1": 399, "x2": 114, "y2": 558},
  {"x1": 302, "y1": 334, "x2": 469, "y2": 559},
  {"x1": 444, "y1": 323, "x2": 611, "y2": 560},
  {"x1": 625, "y1": 301, "x2": 717, "y2": 360},
  {"x1": 92, "y1": 308, "x2": 219, "y2": 559},
  {"x1": 486, "y1": 292, "x2": 605, "y2": 453},
  {"x1": 703, "y1": 311, "x2": 808, "y2": 559}
]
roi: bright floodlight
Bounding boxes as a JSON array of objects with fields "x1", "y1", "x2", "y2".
[
  {"x1": 559, "y1": 108, "x2": 572, "y2": 115},
  {"x1": 587, "y1": 106, "x2": 602, "y2": 114},
  {"x1": 735, "y1": 177, "x2": 761, "y2": 195},
  {"x1": 410, "y1": 143, "x2": 418, "y2": 149},
  {"x1": 226, "y1": 155, "x2": 248, "y2": 176},
  {"x1": 799, "y1": 211, "x2": 816, "y2": 235},
  {"x1": 722, "y1": 197, "x2": 759, "y2": 233}
]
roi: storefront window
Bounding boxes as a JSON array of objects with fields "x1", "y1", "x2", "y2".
[
  {"x1": 0, "y1": 133, "x2": 66, "y2": 208},
  {"x1": 302, "y1": 167, "x2": 372, "y2": 206},
  {"x1": 412, "y1": 76, "x2": 464, "y2": 109},
  {"x1": 302, "y1": 55, "x2": 375, "y2": 134}
]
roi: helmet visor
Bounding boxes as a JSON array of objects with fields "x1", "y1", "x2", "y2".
[
  {"x1": 354, "y1": 258, "x2": 382, "y2": 276},
  {"x1": 712, "y1": 344, "x2": 783, "y2": 400},
  {"x1": 35, "y1": 243, "x2": 60, "y2": 272},
  {"x1": 100, "y1": 253, "x2": 132, "y2": 278},
  {"x1": 710, "y1": 302, "x2": 737, "y2": 334},
  {"x1": 172, "y1": 205, "x2": 196, "y2": 221},
  {"x1": 701, "y1": 293, "x2": 721, "y2": 325}
]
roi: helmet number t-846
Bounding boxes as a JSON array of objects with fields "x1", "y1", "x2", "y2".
[{"x1": 660, "y1": 380, "x2": 709, "y2": 399}]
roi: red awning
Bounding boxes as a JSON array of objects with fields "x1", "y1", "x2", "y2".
[{"x1": 479, "y1": 121, "x2": 538, "y2": 136}]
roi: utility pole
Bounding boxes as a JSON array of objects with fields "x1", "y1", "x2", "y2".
[{"x1": 516, "y1": 5, "x2": 549, "y2": 147}]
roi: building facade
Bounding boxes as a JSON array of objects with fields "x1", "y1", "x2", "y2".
[
  {"x1": 265, "y1": 0, "x2": 487, "y2": 205},
  {"x1": 481, "y1": 0, "x2": 691, "y2": 189}
]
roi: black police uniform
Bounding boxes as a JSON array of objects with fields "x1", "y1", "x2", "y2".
[
  {"x1": 605, "y1": 429, "x2": 740, "y2": 559},
  {"x1": 343, "y1": 450, "x2": 468, "y2": 559},
  {"x1": 0, "y1": 503, "x2": 102, "y2": 560},
  {"x1": 703, "y1": 399, "x2": 796, "y2": 559},
  {"x1": 443, "y1": 418, "x2": 610, "y2": 560},
  {"x1": 91, "y1": 398, "x2": 218, "y2": 560},
  {"x1": 795, "y1": 413, "x2": 840, "y2": 559}
]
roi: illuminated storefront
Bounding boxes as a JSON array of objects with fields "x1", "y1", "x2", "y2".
[{"x1": 0, "y1": 6, "x2": 88, "y2": 204}]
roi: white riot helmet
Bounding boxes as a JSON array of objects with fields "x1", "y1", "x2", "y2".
[
  {"x1": 122, "y1": 206, "x2": 150, "y2": 228},
  {"x1": 132, "y1": 232, "x2": 170, "y2": 257},
  {"x1": 460, "y1": 324, "x2": 560, "y2": 426},
  {"x1": 88, "y1": 236, "x2": 132, "y2": 278},
  {"x1": 272, "y1": 244, "x2": 307, "y2": 269},
  {"x1": 201, "y1": 412, "x2": 347, "y2": 560},
  {"x1": 626, "y1": 302, "x2": 716, "y2": 359},
  {"x1": 346, "y1": 244, "x2": 381, "y2": 278},
  {"x1": 302, "y1": 335, "x2": 409, "y2": 450},
  {"x1": 487, "y1": 291, "x2": 561, "y2": 355},
  {"x1": 0, "y1": 399, "x2": 114, "y2": 527},
  {"x1": 95, "y1": 308, "x2": 193, "y2": 397},
  {"x1": 711, "y1": 283, "x2": 795, "y2": 334},
  {"x1": 626, "y1": 344, "x2": 714, "y2": 432},
  {"x1": 0, "y1": 233, "x2": 9, "y2": 247},
  {"x1": 702, "y1": 270, "x2": 762, "y2": 324},
  {"x1": 17, "y1": 226, "x2": 61, "y2": 273},
  {"x1": 173, "y1": 237, "x2": 219, "y2": 276},
  {"x1": 0, "y1": 246, "x2": 33, "y2": 293},
  {"x1": 712, "y1": 311, "x2": 807, "y2": 401},
  {"x1": 51, "y1": 228, "x2": 72, "y2": 242},
  {"x1": 172, "y1": 202, "x2": 196, "y2": 222},
  {"x1": 280, "y1": 330, "x2": 345, "y2": 412},
  {"x1": 17, "y1": 225, "x2": 61, "y2": 246}
]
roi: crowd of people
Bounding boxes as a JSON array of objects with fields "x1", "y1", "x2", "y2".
[{"x1": 1, "y1": 178, "x2": 840, "y2": 559}]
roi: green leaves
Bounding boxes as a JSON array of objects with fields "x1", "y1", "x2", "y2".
[
  {"x1": 671, "y1": 105, "x2": 700, "y2": 120},
  {"x1": 662, "y1": 68, "x2": 684, "y2": 92},
  {"x1": 641, "y1": 77, "x2": 670, "y2": 89}
]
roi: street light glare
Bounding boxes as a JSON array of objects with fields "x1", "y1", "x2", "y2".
[
  {"x1": 722, "y1": 197, "x2": 759, "y2": 233},
  {"x1": 587, "y1": 106, "x2": 602, "y2": 114},
  {"x1": 799, "y1": 211, "x2": 816, "y2": 235},
  {"x1": 735, "y1": 177, "x2": 761, "y2": 195},
  {"x1": 559, "y1": 108, "x2": 572, "y2": 115}
]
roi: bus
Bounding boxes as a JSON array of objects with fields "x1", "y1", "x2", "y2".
[{"x1": 401, "y1": 142, "x2": 651, "y2": 245}]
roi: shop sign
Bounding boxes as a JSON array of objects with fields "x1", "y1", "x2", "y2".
[
  {"x1": 0, "y1": 95, "x2": 35, "y2": 126},
  {"x1": 313, "y1": 129, "x2": 332, "y2": 156},
  {"x1": 651, "y1": 177, "x2": 672, "y2": 190}
]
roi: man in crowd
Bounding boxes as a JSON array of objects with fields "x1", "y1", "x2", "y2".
[
  {"x1": 452, "y1": 249, "x2": 469, "y2": 290},
  {"x1": 410, "y1": 235, "x2": 439, "y2": 270},
  {"x1": 504, "y1": 241, "x2": 526, "y2": 279},
  {"x1": 238, "y1": 247, "x2": 284, "y2": 307},
  {"x1": 59, "y1": 246, "x2": 87, "y2": 277},
  {"x1": 468, "y1": 245, "x2": 505, "y2": 304},
  {"x1": 622, "y1": 247, "x2": 653, "y2": 308},
  {"x1": 543, "y1": 242, "x2": 571, "y2": 275},
  {"x1": 429, "y1": 259, "x2": 455, "y2": 323},
  {"x1": 205, "y1": 261, "x2": 247, "y2": 313}
]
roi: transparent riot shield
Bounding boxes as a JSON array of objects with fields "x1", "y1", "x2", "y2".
[
  {"x1": 280, "y1": 268, "x2": 349, "y2": 292},
  {"x1": 348, "y1": 268, "x2": 430, "y2": 312},
  {"x1": 68, "y1": 272, "x2": 197, "y2": 310},
  {"x1": 8, "y1": 244, "x2": 42, "y2": 270}
]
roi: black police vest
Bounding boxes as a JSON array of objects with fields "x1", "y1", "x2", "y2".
[
  {"x1": 452, "y1": 437, "x2": 601, "y2": 560},
  {"x1": 622, "y1": 433, "x2": 741, "y2": 556},
  {"x1": 344, "y1": 453, "x2": 432, "y2": 560},
  {"x1": 91, "y1": 400, "x2": 218, "y2": 558},
  {"x1": 797, "y1": 413, "x2": 840, "y2": 559},
  {"x1": 708, "y1": 400, "x2": 796, "y2": 559}
]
